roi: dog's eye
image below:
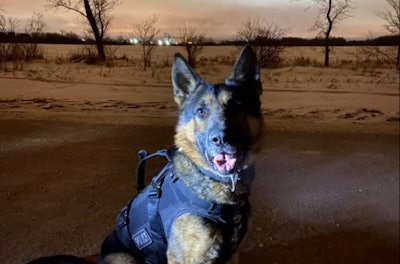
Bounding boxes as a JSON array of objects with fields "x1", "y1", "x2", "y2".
[{"x1": 195, "y1": 107, "x2": 207, "y2": 118}]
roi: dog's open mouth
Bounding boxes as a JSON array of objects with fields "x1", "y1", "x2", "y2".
[{"x1": 209, "y1": 152, "x2": 237, "y2": 174}]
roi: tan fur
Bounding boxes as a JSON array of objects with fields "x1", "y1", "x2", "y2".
[
  {"x1": 167, "y1": 214, "x2": 223, "y2": 264},
  {"x1": 202, "y1": 94, "x2": 217, "y2": 109},
  {"x1": 102, "y1": 252, "x2": 137, "y2": 264},
  {"x1": 217, "y1": 90, "x2": 232, "y2": 106},
  {"x1": 175, "y1": 119, "x2": 210, "y2": 170}
]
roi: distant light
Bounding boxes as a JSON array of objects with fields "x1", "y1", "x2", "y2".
[
  {"x1": 81, "y1": 38, "x2": 85, "y2": 42},
  {"x1": 158, "y1": 39, "x2": 163, "y2": 46},
  {"x1": 129, "y1": 38, "x2": 139, "y2": 44},
  {"x1": 164, "y1": 40, "x2": 171, "y2": 46}
]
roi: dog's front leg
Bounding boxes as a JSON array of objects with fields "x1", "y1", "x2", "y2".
[{"x1": 167, "y1": 214, "x2": 223, "y2": 264}]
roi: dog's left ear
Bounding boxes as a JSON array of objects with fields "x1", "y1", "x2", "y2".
[
  {"x1": 172, "y1": 53, "x2": 203, "y2": 107},
  {"x1": 226, "y1": 45, "x2": 262, "y2": 95}
]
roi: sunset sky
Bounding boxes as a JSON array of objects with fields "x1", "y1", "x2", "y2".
[{"x1": 0, "y1": 0, "x2": 391, "y2": 40}]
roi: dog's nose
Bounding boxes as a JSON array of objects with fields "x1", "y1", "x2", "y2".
[{"x1": 210, "y1": 131, "x2": 227, "y2": 147}]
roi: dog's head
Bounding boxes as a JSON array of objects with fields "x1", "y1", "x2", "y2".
[{"x1": 172, "y1": 45, "x2": 263, "y2": 180}]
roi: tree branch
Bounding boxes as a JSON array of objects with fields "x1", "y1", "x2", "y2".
[{"x1": 47, "y1": 0, "x2": 87, "y2": 18}]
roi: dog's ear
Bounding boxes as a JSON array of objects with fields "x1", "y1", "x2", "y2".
[
  {"x1": 172, "y1": 53, "x2": 203, "y2": 107},
  {"x1": 226, "y1": 45, "x2": 262, "y2": 95}
]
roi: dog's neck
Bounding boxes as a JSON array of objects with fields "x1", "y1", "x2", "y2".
[{"x1": 172, "y1": 150, "x2": 251, "y2": 204}]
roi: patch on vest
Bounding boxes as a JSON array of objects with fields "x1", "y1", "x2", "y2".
[{"x1": 132, "y1": 228, "x2": 152, "y2": 249}]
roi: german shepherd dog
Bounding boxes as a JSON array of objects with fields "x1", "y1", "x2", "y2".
[{"x1": 27, "y1": 45, "x2": 263, "y2": 264}]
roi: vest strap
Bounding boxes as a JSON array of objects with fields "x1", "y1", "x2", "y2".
[
  {"x1": 136, "y1": 149, "x2": 172, "y2": 193},
  {"x1": 135, "y1": 149, "x2": 173, "y2": 263}
]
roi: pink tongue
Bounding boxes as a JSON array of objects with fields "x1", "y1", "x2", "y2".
[{"x1": 213, "y1": 153, "x2": 237, "y2": 172}]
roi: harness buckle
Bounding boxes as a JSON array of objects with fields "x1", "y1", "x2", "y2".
[
  {"x1": 136, "y1": 149, "x2": 174, "y2": 193},
  {"x1": 117, "y1": 206, "x2": 129, "y2": 228},
  {"x1": 170, "y1": 171, "x2": 179, "y2": 183},
  {"x1": 149, "y1": 181, "x2": 161, "y2": 198}
]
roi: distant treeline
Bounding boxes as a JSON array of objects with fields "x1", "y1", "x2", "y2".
[
  {"x1": 223, "y1": 35, "x2": 399, "y2": 46},
  {"x1": 0, "y1": 32, "x2": 128, "y2": 45},
  {"x1": 0, "y1": 31, "x2": 398, "y2": 46}
]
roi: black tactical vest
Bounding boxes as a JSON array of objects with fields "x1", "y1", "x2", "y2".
[{"x1": 115, "y1": 149, "x2": 249, "y2": 264}]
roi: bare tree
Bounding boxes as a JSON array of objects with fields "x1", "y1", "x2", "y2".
[
  {"x1": 134, "y1": 14, "x2": 160, "y2": 71},
  {"x1": 47, "y1": 0, "x2": 121, "y2": 61},
  {"x1": 377, "y1": 0, "x2": 400, "y2": 35},
  {"x1": 0, "y1": 8, "x2": 6, "y2": 33},
  {"x1": 0, "y1": 10, "x2": 43, "y2": 69},
  {"x1": 376, "y1": 0, "x2": 400, "y2": 70},
  {"x1": 0, "y1": 9, "x2": 7, "y2": 70},
  {"x1": 298, "y1": 0, "x2": 355, "y2": 67},
  {"x1": 24, "y1": 12, "x2": 46, "y2": 60},
  {"x1": 237, "y1": 16, "x2": 286, "y2": 67},
  {"x1": 25, "y1": 12, "x2": 46, "y2": 36},
  {"x1": 358, "y1": 31, "x2": 396, "y2": 67},
  {"x1": 179, "y1": 25, "x2": 206, "y2": 68},
  {"x1": 7, "y1": 17, "x2": 20, "y2": 34}
]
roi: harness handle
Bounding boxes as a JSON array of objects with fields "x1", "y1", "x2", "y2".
[{"x1": 136, "y1": 149, "x2": 172, "y2": 193}]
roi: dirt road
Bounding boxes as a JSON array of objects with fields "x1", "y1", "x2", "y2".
[{"x1": 0, "y1": 119, "x2": 398, "y2": 263}]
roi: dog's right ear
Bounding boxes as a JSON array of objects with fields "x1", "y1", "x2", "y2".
[{"x1": 172, "y1": 53, "x2": 202, "y2": 107}]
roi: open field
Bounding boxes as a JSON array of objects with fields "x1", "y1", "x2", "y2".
[
  {"x1": 1, "y1": 45, "x2": 398, "y2": 133},
  {"x1": 38, "y1": 44, "x2": 397, "y2": 65},
  {"x1": 0, "y1": 45, "x2": 399, "y2": 263}
]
